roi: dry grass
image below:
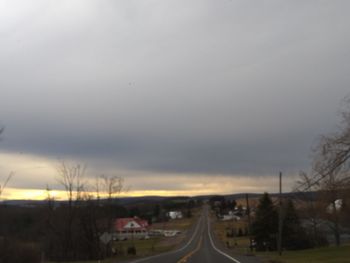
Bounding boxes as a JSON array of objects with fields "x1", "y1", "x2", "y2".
[
  {"x1": 211, "y1": 211, "x2": 252, "y2": 254},
  {"x1": 151, "y1": 216, "x2": 197, "y2": 231},
  {"x1": 258, "y1": 244, "x2": 350, "y2": 263}
]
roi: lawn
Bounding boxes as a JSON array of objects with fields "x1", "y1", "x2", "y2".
[
  {"x1": 50, "y1": 238, "x2": 179, "y2": 263},
  {"x1": 112, "y1": 237, "x2": 175, "y2": 257},
  {"x1": 258, "y1": 244, "x2": 350, "y2": 263}
]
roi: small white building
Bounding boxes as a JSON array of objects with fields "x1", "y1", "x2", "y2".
[
  {"x1": 167, "y1": 211, "x2": 183, "y2": 219},
  {"x1": 327, "y1": 199, "x2": 343, "y2": 213},
  {"x1": 222, "y1": 214, "x2": 240, "y2": 221},
  {"x1": 221, "y1": 211, "x2": 241, "y2": 221}
]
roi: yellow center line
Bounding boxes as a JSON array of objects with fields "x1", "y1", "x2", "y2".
[{"x1": 177, "y1": 234, "x2": 203, "y2": 263}]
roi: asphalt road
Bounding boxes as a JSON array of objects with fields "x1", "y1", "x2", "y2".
[{"x1": 130, "y1": 206, "x2": 260, "y2": 263}]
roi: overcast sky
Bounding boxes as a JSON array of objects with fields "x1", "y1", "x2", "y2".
[{"x1": 1, "y1": 1, "x2": 350, "y2": 198}]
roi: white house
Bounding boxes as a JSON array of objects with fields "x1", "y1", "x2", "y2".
[
  {"x1": 167, "y1": 211, "x2": 183, "y2": 219},
  {"x1": 327, "y1": 199, "x2": 343, "y2": 213},
  {"x1": 113, "y1": 217, "x2": 149, "y2": 240},
  {"x1": 222, "y1": 211, "x2": 240, "y2": 221}
]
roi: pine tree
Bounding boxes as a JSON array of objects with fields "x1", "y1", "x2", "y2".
[
  {"x1": 153, "y1": 204, "x2": 160, "y2": 218},
  {"x1": 282, "y1": 200, "x2": 311, "y2": 250},
  {"x1": 251, "y1": 193, "x2": 278, "y2": 251}
]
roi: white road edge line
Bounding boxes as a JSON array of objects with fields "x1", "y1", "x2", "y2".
[
  {"x1": 207, "y1": 212, "x2": 241, "y2": 263},
  {"x1": 130, "y1": 215, "x2": 203, "y2": 263}
]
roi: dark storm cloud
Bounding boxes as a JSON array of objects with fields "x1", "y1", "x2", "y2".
[
  {"x1": 0, "y1": 127, "x2": 323, "y2": 176},
  {"x1": 1, "y1": 0, "x2": 350, "y2": 184}
]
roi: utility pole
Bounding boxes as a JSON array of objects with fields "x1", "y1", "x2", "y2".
[
  {"x1": 245, "y1": 193, "x2": 252, "y2": 252},
  {"x1": 278, "y1": 172, "x2": 283, "y2": 256}
]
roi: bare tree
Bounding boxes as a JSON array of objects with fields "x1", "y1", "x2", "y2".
[
  {"x1": 99, "y1": 174, "x2": 124, "y2": 200},
  {"x1": 0, "y1": 128, "x2": 12, "y2": 200},
  {"x1": 294, "y1": 171, "x2": 326, "y2": 246},
  {"x1": 55, "y1": 162, "x2": 86, "y2": 260},
  {"x1": 56, "y1": 162, "x2": 86, "y2": 204},
  {"x1": 0, "y1": 173, "x2": 13, "y2": 199},
  {"x1": 313, "y1": 97, "x2": 350, "y2": 183},
  {"x1": 45, "y1": 163, "x2": 126, "y2": 261},
  {"x1": 307, "y1": 97, "x2": 350, "y2": 246},
  {"x1": 97, "y1": 175, "x2": 125, "y2": 255}
]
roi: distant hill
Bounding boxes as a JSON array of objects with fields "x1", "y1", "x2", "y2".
[{"x1": 0, "y1": 191, "x2": 316, "y2": 207}]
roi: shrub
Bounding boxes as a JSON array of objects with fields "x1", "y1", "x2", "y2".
[{"x1": 127, "y1": 246, "x2": 136, "y2": 255}]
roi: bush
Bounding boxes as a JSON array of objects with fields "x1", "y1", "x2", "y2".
[
  {"x1": 0, "y1": 238, "x2": 40, "y2": 263},
  {"x1": 127, "y1": 246, "x2": 136, "y2": 255}
]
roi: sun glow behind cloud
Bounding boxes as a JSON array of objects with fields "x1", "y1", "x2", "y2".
[
  {"x1": 1, "y1": 150, "x2": 302, "y2": 201},
  {"x1": 0, "y1": 151, "x2": 298, "y2": 200}
]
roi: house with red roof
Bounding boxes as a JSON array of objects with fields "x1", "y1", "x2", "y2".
[{"x1": 113, "y1": 217, "x2": 149, "y2": 240}]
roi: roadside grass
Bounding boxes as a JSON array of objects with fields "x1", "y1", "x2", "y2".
[
  {"x1": 257, "y1": 244, "x2": 350, "y2": 263},
  {"x1": 150, "y1": 207, "x2": 200, "y2": 231},
  {"x1": 50, "y1": 237, "x2": 178, "y2": 263},
  {"x1": 211, "y1": 212, "x2": 252, "y2": 254},
  {"x1": 211, "y1": 211, "x2": 350, "y2": 263},
  {"x1": 150, "y1": 217, "x2": 195, "y2": 231},
  {"x1": 113, "y1": 237, "x2": 175, "y2": 257}
]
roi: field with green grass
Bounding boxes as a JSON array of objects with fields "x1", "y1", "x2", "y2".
[
  {"x1": 113, "y1": 237, "x2": 175, "y2": 257},
  {"x1": 50, "y1": 238, "x2": 178, "y2": 263},
  {"x1": 258, "y1": 244, "x2": 350, "y2": 263}
]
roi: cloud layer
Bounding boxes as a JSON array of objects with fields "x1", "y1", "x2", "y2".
[{"x1": 1, "y1": 1, "x2": 350, "y2": 196}]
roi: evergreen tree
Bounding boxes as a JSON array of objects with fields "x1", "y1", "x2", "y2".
[
  {"x1": 251, "y1": 193, "x2": 278, "y2": 251},
  {"x1": 186, "y1": 209, "x2": 192, "y2": 218},
  {"x1": 153, "y1": 204, "x2": 160, "y2": 218},
  {"x1": 187, "y1": 200, "x2": 195, "y2": 209},
  {"x1": 236, "y1": 204, "x2": 243, "y2": 216},
  {"x1": 282, "y1": 200, "x2": 311, "y2": 250},
  {"x1": 228, "y1": 199, "x2": 237, "y2": 211}
]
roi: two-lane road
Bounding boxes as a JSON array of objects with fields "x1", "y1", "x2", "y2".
[{"x1": 131, "y1": 206, "x2": 260, "y2": 263}]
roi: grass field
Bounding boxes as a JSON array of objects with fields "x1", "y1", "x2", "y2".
[
  {"x1": 150, "y1": 213, "x2": 198, "y2": 231},
  {"x1": 52, "y1": 245, "x2": 350, "y2": 263},
  {"x1": 49, "y1": 238, "x2": 173, "y2": 263},
  {"x1": 211, "y1": 211, "x2": 350, "y2": 263},
  {"x1": 258, "y1": 244, "x2": 350, "y2": 263},
  {"x1": 211, "y1": 211, "x2": 252, "y2": 254},
  {"x1": 50, "y1": 235, "x2": 179, "y2": 263}
]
